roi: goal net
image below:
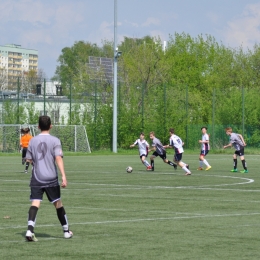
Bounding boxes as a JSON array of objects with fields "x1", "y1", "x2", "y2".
[{"x1": 0, "y1": 124, "x2": 91, "y2": 153}]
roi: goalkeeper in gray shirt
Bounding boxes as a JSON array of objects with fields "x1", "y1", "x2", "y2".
[
  {"x1": 223, "y1": 127, "x2": 248, "y2": 173},
  {"x1": 25, "y1": 115, "x2": 73, "y2": 242}
]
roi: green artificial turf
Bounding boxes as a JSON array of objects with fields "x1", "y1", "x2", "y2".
[{"x1": 0, "y1": 154, "x2": 260, "y2": 259}]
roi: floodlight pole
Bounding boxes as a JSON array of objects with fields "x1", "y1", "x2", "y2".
[{"x1": 113, "y1": 0, "x2": 118, "y2": 153}]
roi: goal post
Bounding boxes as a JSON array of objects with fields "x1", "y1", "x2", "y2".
[{"x1": 0, "y1": 124, "x2": 91, "y2": 153}]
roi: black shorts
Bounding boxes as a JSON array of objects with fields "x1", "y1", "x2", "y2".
[
  {"x1": 174, "y1": 153, "x2": 183, "y2": 162},
  {"x1": 152, "y1": 151, "x2": 167, "y2": 160},
  {"x1": 140, "y1": 153, "x2": 147, "y2": 158},
  {"x1": 235, "y1": 148, "x2": 244, "y2": 156},
  {"x1": 30, "y1": 185, "x2": 61, "y2": 203},
  {"x1": 22, "y1": 147, "x2": 28, "y2": 158},
  {"x1": 200, "y1": 150, "x2": 209, "y2": 156}
]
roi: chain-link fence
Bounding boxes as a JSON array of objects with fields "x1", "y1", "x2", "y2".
[{"x1": 0, "y1": 78, "x2": 259, "y2": 150}]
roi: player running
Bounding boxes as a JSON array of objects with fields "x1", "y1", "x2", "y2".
[
  {"x1": 164, "y1": 128, "x2": 191, "y2": 176},
  {"x1": 223, "y1": 127, "x2": 248, "y2": 173},
  {"x1": 25, "y1": 115, "x2": 73, "y2": 242},
  {"x1": 130, "y1": 132, "x2": 152, "y2": 170},
  {"x1": 20, "y1": 126, "x2": 33, "y2": 173},
  {"x1": 148, "y1": 131, "x2": 177, "y2": 171},
  {"x1": 197, "y1": 126, "x2": 211, "y2": 171}
]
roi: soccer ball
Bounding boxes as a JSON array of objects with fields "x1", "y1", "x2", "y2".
[{"x1": 126, "y1": 166, "x2": 133, "y2": 173}]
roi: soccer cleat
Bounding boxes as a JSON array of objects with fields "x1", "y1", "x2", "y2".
[
  {"x1": 240, "y1": 170, "x2": 248, "y2": 173},
  {"x1": 25, "y1": 230, "x2": 38, "y2": 242},
  {"x1": 205, "y1": 166, "x2": 212, "y2": 171},
  {"x1": 185, "y1": 172, "x2": 191, "y2": 176},
  {"x1": 64, "y1": 230, "x2": 73, "y2": 239},
  {"x1": 146, "y1": 166, "x2": 152, "y2": 171},
  {"x1": 230, "y1": 169, "x2": 238, "y2": 172},
  {"x1": 24, "y1": 170, "x2": 28, "y2": 173},
  {"x1": 197, "y1": 167, "x2": 204, "y2": 170}
]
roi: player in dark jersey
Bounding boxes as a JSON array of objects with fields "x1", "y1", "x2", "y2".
[
  {"x1": 223, "y1": 127, "x2": 248, "y2": 173},
  {"x1": 148, "y1": 131, "x2": 177, "y2": 171},
  {"x1": 24, "y1": 115, "x2": 73, "y2": 242}
]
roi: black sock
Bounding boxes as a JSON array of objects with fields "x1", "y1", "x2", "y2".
[
  {"x1": 167, "y1": 161, "x2": 177, "y2": 167},
  {"x1": 233, "y1": 159, "x2": 237, "y2": 169},
  {"x1": 28, "y1": 206, "x2": 38, "y2": 232},
  {"x1": 242, "y1": 160, "x2": 247, "y2": 170},
  {"x1": 151, "y1": 160, "x2": 154, "y2": 170},
  {"x1": 56, "y1": 207, "x2": 69, "y2": 232},
  {"x1": 25, "y1": 162, "x2": 29, "y2": 170}
]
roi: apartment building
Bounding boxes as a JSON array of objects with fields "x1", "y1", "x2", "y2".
[{"x1": 0, "y1": 44, "x2": 38, "y2": 89}]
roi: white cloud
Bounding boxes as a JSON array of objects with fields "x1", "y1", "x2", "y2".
[
  {"x1": 142, "y1": 17, "x2": 160, "y2": 27},
  {"x1": 222, "y1": 3, "x2": 260, "y2": 49},
  {"x1": 88, "y1": 21, "x2": 114, "y2": 45}
]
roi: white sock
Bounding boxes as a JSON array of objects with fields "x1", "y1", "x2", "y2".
[
  {"x1": 143, "y1": 160, "x2": 150, "y2": 167},
  {"x1": 182, "y1": 166, "x2": 191, "y2": 174},
  {"x1": 203, "y1": 159, "x2": 210, "y2": 167}
]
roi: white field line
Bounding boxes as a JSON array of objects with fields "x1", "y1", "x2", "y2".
[
  {"x1": 1, "y1": 212, "x2": 260, "y2": 233},
  {"x1": 0, "y1": 175, "x2": 256, "y2": 192}
]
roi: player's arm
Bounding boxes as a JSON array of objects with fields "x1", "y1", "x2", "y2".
[
  {"x1": 130, "y1": 140, "x2": 137, "y2": 148},
  {"x1": 148, "y1": 145, "x2": 156, "y2": 153},
  {"x1": 55, "y1": 156, "x2": 67, "y2": 188},
  {"x1": 238, "y1": 134, "x2": 246, "y2": 146},
  {"x1": 223, "y1": 142, "x2": 232, "y2": 149}
]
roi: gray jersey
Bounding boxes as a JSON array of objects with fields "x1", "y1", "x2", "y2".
[
  {"x1": 152, "y1": 137, "x2": 165, "y2": 155},
  {"x1": 230, "y1": 133, "x2": 244, "y2": 151},
  {"x1": 26, "y1": 133, "x2": 63, "y2": 187}
]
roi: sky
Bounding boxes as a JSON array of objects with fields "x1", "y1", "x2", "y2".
[{"x1": 1, "y1": 0, "x2": 260, "y2": 79}]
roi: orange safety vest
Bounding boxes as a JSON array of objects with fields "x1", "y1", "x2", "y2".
[{"x1": 20, "y1": 134, "x2": 33, "y2": 148}]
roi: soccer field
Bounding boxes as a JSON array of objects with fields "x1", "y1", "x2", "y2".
[{"x1": 1, "y1": 154, "x2": 260, "y2": 260}]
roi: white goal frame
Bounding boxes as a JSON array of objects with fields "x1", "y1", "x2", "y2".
[{"x1": 0, "y1": 124, "x2": 91, "y2": 153}]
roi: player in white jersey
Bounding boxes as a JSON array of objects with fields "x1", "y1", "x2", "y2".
[
  {"x1": 198, "y1": 127, "x2": 211, "y2": 171},
  {"x1": 223, "y1": 127, "x2": 248, "y2": 173},
  {"x1": 164, "y1": 128, "x2": 191, "y2": 176},
  {"x1": 130, "y1": 132, "x2": 152, "y2": 170},
  {"x1": 24, "y1": 116, "x2": 73, "y2": 242}
]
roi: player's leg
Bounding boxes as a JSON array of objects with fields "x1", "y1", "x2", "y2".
[
  {"x1": 150, "y1": 152, "x2": 157, "y2": 171},
  {"x1": 24, "y1": 160, "x2": 30, "y2": 173},
  {"x1": 25, "y1": 187, "x2": 43, "y2": 242},
  {"x1": 46, "y1": 186, "x2": 73, "y2": 239},
  {"x1": 231, "y1": 153, "x2": 238, "y2": 172},
  {"x1": 22, "y1": 148, "x2": 26, "y2": 165},
  {"x1": 239, "y1": 149, "x2": 248, "y2": 173},
  {"x1": 162, "y1": 152, "x2": 177, "y2": 170},
  {"x1": 202, "y1": 151, "x2": 211, "y2": 171},
  {"x1": 141, "y1": 155, "x2": 151, "y2": 170},
  {"x1": 198, "y1": 151, "x2": 204, "y2": 170},
  {"x1": 176, "y1": 154, "x2": 191, "y2": 175}
]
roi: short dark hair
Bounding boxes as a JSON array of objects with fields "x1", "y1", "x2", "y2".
[
  {"x1": 169, "y1": 128, "x2": 174, "y2": 134},
  {"x1": 21, "y1": 128, "x2": 30, "y2": 134},
  {"x1": 39, "y1": 115, "x2": 51, "y2": 131},
  {"x1": 201, "y1": 126, "x2": 207, "y2": 130},
  {"x1": 140, "y1": 132, "x2": 144, "y2": 136}
]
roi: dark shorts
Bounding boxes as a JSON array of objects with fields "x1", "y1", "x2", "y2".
[
  {"x1": 235, "y1": 148, "x2": 244, "y2": 156},
  {"x1": 30, "y1": 185, "x2": 61, "y2": 203},
  {"x1": 22, "y1": 147, "x2": 28, "y2": 158},
  {"x1": 200, "y1": 150, "x2": 209, "y2": 156},
  {"x1": 174, "y1": 153, "x2": 183, "y2": 162},
  {"x1": 140, "y1": 153, "x2": 147, "y2": 158},
  {"x1": 152, "y1": 151, "x2": 167, "y2": 160}
]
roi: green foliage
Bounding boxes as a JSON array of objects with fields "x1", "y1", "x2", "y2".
[{"x1": 37, "y1": 35, "x2": 260, "y2": 149}]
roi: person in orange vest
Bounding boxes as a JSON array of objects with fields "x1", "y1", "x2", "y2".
[{"x1": 20, "y1": 127, "x2": 33, "y2": 173}]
